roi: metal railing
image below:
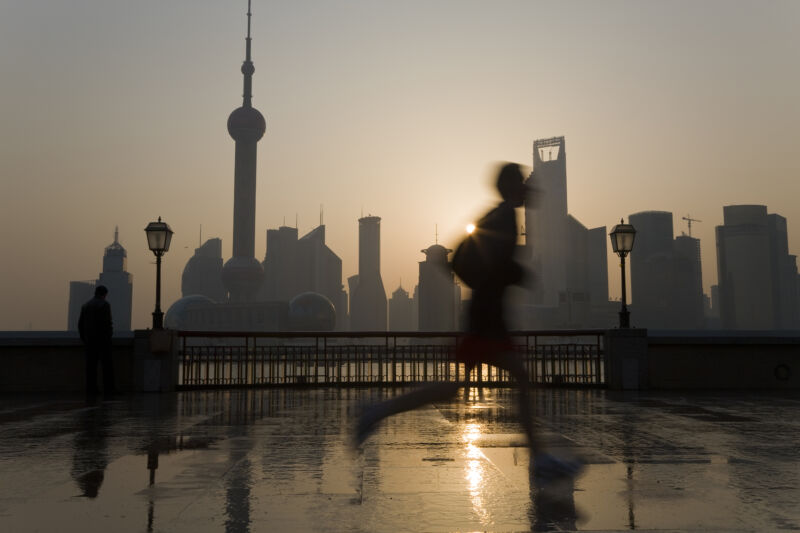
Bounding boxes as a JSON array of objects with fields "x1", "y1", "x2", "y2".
[{"x1": 176, "y1": 330, "x2": 606, "y2": 389}]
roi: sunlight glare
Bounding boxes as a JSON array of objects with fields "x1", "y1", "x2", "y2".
[{"x1": 466, "y1": 223, "x2": 475, "y2": 234}]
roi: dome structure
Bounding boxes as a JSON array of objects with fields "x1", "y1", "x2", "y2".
[
  {"x1": 221, "y1": 256, "x2": 264, "y2": 301},
  {"x1": 164, "y1": 294, "x2": 216, "y2": 330},
  {"x1": 422, "y1": 244, "x2": 452, "y2": 264},
  {"x1": 287, "y1": 292, "x2": 336, "y2": 331},
  {"x1": 227, "y1": 106, "x2": 265, "y2": 142}
]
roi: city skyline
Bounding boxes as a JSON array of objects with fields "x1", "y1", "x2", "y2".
[{"x1": 1, "y1": 0, "x2": 799, "y2": 330}]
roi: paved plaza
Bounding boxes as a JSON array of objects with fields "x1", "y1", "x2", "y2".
[{"x1": 0, "y1": 388, "x2": 798, "y2": 532}]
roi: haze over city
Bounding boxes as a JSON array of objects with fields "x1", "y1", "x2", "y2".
[{"x1": 1, "y1": 0, "x2": 798, "y2": 330}]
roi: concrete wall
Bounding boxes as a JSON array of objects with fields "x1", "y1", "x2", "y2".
[
  {"x1": 0, "y1": 336, "x2": 135, "y2": 392},
  {"x1": 647, "y1": 335, "x2": 800, "y2": 389},
  {"x1": 0, "y1": 331, "x2": 177, "y2": 393}
]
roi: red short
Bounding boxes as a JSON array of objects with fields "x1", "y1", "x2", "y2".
[{"x1": 455, "y1": 335, "x2": 515, "y2": 365}]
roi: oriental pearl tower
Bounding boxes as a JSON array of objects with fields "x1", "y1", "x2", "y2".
[{"x1": 221, "y1": 0, "x2": 266, "y2": 302}]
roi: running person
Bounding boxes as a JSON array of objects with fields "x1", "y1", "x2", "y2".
[{"x1": 354, "y1": 163, "x2": 582, "y2": 485}]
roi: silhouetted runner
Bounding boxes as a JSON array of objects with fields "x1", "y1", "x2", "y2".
[
  {"x1": 353, "y1": 163, "x2": 582, "y2": 486},
  {"x1": 78, "y1": 285, "x2": 116, "y2": 395}
]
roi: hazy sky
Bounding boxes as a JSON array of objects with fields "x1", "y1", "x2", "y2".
[{"x1": 1, "y1": 0, "x2": 798, "y2": 330}]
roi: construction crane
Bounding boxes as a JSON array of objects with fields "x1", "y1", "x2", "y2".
[{"x1": 682, "y1": 215, "x2": 702, "y2": 237}]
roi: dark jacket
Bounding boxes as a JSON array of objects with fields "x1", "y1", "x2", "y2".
[
  {"x1": 468, "y1": 201, "x2": 523, "y2": 337},
  {"x1": 78, "y1": 297, "x2": 113, "y2": 345}
]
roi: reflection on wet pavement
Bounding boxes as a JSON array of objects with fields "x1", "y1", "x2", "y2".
[{"x1": 0, "y1": 389, "x2": 798, "y2": 532}]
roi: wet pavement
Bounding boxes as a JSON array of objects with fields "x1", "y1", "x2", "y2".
[{"x1": 0, "y1": 388, "x2": 798, "y2": 532}]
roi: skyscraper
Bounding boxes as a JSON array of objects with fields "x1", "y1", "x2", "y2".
[
  {"x1": 67, "y1": 281, "x2": 94, "y2": 331},
  {"x1": 672, "y1": 234, "x2": 704, "y2": 329},
  {"x1": 521, "y1": 136, "x2": 611, "y2": 328},
  {"x1": 628, "y1": 211, "x2": 676, "y2": 328},
  {"x1": 627, "y1": 211, "x2": 704, "y2": 329},
  {"x1": 716, "y1": 205, "x2": 798, "y2": 329},
  {"x1": 68, "y1": 228, "x2": 132, "y2": 332},
  {"x1": 261, "y1": 224, "x2": 348, "y2": 329},
  {"x1": 349, "y1": 216, "x2": 387, "y2": 330},
  {"x1": 221, "y1": 1, "x2": 266, "y2": 302},
  {"x1": 525, "y1": 136, "x2": 568, "y2": 307},
  {"x1": 182, "y1": 238, "x2": 226, "y2": 302},
  {"x1": 417, "y1": 244, "x2": 456, "y2": 331},
  {"x1": 98, "y1": 227, "x2": 133, "y2": 332},
  {"x1": 389, "y1": 285, "x2": 414, "y2": 331}
]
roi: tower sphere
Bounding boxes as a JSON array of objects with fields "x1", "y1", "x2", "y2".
[{"x1": 227, "y1": 106, "x2": 266, "y2": 142}]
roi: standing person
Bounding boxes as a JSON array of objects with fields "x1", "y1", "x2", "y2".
[
  {"x1": 78, "y1": 285, "x2": 116, "y2": 395},
  {"x1": 354, "y1": 162, "x2": 582, "y2": 484}
]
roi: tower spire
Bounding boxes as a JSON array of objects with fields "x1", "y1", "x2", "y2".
[
  {"x1": 241, "y1": 0, "x2": 255, "y2": 108},
  {"x1": 114, "y1": 225, "x2": 119, "y2": 244}
]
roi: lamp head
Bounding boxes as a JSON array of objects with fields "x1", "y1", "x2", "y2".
[
  {"x1": 609, "y1": 218, "x2": 636, "y2": 257},
  {"x1": 145, "y1": 217, "x2": 174, "y2": 255}
]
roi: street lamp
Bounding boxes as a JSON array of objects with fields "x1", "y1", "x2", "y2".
[
  {"x1": 609, "y1": 218, "x2": 636, "y2": 328},
  {"x1": 144, "y1": 217, "x2": 173, "y2": 329}
]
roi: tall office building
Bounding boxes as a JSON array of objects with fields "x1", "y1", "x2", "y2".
[
  {"x1": 68, "y1": 228, "x2": 132, "y2": 332},
  {"x1": 716, "y1": 205, "x2": 798, "y2": 329},
  {"x1": 628, "y1": 211, "x2": 704, "y2": 329},
  {"x1": 97, "y1": 228, "x2": 133, "y2": 332},
  {"x1": 525, "y1": 136, "x2": 568, "y2": 307},
  {"x1": 417, "y1": 244, "x2": 456, "y2": 331},
  {"x1": 672, "y1": 235, "x2": 704, "y2": 329},
  {"x1": 67, "y1": 281, "x2": 95, "y2": 331},
  {"x1": 389, "y1": 285, "x2": 414, "y2": 331},
  {"x1": 522, "y1": 136, "x2": 611, "y2": 328},
  {"x1": 221, "y1": 1, "x2": 266, "y2": 302},
  {"x1": 261, "y1": 226, "x2": 301, "y2": 301},
  {"x1": 261, "y1": 224, "x2": 348, "y2": 329},
  {"x1": 349, "y1": 216, "x2": 387, "y2": 330},
  {"x1": 628, "y1": 211, "x2": 674, "y2": 328},
  {"x1": 182, "y1": 238, "x2": 226, "y2": 302}
]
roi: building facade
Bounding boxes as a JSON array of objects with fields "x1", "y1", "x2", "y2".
[
  {"x1": 388, "y1": 285, "x2": 414, "y2": 331},
  {"x1": 67, "y1": 228, "x2": 133, "y2": 332},
  {"x1": 349, "y1": 216, "x2": 387, "y2": 330},
  {"x1": 417, "y1": 244, "x2": 456, "y2": 331},
  {"x1": 521, "y1": 136, "x2": 611, "y2": 328},
  {"x1": 716, "y1": 205, "x2": 798, "y2": 330}
]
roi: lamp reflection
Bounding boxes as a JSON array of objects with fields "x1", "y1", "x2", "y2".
[{"x1": 462, "y1": 422, "x2": 489, "y2": 523}]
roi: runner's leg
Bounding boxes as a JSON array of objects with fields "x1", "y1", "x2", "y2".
[{"x1": 490, "y1": 351, "x2": 541, "y2": 453}]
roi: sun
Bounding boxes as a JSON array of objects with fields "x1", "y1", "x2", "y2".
[{"x1": 466, "y1": 223, "x2": 476, "y2": 234}]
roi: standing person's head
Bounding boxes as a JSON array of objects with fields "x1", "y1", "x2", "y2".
[
  {"x1": 496, "y1": 162, "x2": 528, "y2": 208},
  {"x1": 95, "y1": 285, "x2": 108, "y2": 299}
]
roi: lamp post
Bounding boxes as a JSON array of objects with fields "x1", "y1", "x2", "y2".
[
  {"x1": 609, "y1": 218, "x2": 636, "y2": 328},
  {"x1": 145, "y1": 217, "x2": 173, "y2": 329}
]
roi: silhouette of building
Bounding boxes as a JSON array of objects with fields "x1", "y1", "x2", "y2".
[
  {"x1": 165, "y1": 5, "x2": 348, "y2": 333},
  {"x1": 522, "y1": 136, "x2": 612, "y2": 328},
  {"x1": 672, "y1": 234, "x2": 704, "y2": 329},
  {"x1": 716, "y1": 205, "x2": 798, "y2": 330},
  {"x1": 417, "y1": 244, "x2": 456, "y2": 331},
  {"x1": 260, "y1": 224, "x2": 348, "y2": 330},
  {"x1": 220, "y1": 2, "x2": 266, "y2": 302},
  {"x1": 627, "y1": 211, "x2": 704, "y2": 329},
  {"x1": 261, "y1": 226, "x2": 300, "y2": 302},
  {"x1": 388, "y1": 285, "x2": 414, "y2": 331},
  {"x1": 182, "y1": 238, "x2": 226, "y2": 302},
  {"x1": 67, "y1": 281, "x2": 95, "y2": 331},
  {"x1": 349, "y1": 216, "x2": 387, "y2": 330},
  {"x1": 526, "y1": 137, "x2": 568, "y2": 308},
  {"x1": 67, "y1": 228, "x2": 133, "y2": 332}
]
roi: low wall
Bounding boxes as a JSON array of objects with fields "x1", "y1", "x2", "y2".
[
  {"x1": 0, "y1": 336, "x2": 135, "y2": 392},
  {"x1": 647, "y1": 335, "x2": 800, "y2": 389},
  {"x1": 0, "y1": 331, "x2": 177, "y2": 393}
]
